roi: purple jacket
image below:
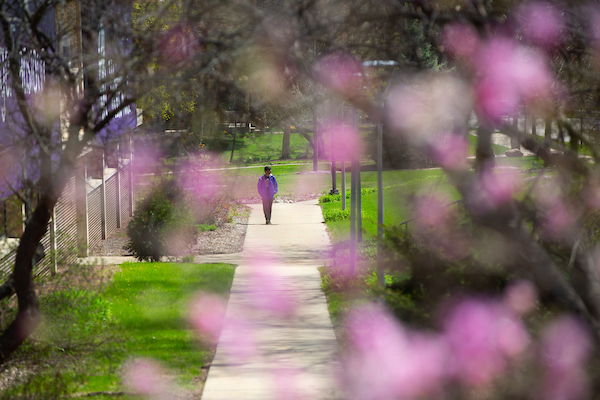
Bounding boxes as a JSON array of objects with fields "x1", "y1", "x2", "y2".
[{"x1": 257, "y1": 174, "x2": 278, "y2": 199}]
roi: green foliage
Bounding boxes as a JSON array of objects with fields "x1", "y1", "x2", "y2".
[
  {"x1": 181, "y1": 254, "x2": 195, "y2": 263},
  {"x1": 319, "y1": 187, "x2": 378, "y2": 204},
  {"x1": 0, "y1": 261, "x2": 235, "y2": 397},
  {"x1": 323, "y1": 208, "x2": 351, "y2": 222},
  {"x1": 197, "y1": 224, "x2": 217, "y2": 233},
  {"x1": 125, "y1": 179, "x2": 196, "y2": 261}
]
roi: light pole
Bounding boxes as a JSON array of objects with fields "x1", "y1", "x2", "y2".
[{"x1": 362, "y1": 60, "x2": 397, "y2": 288}]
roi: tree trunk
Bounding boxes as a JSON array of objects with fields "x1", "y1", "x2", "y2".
[
  {"x1": 281, "y1": 125, "x2": 291, "y2": 159},
  {"x1": 474, "y1": 125, "x2": 495, "y2": 170},
  {"x1": 0, "y1": 193, "x2": 55, "y2": 364},
  {"x1": 511, "y1": 114, "x2": 520, "y2": 149}
]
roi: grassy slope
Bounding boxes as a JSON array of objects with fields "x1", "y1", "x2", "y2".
[
  {"x1": 2, "y1": 262, "x2": 235, "y2": 399},
  {"x1": 86, "y1": 262, "x2": 235, "y2": 392},
  {"x1": 219, "y1": 132, "x2": 313, "y2": 163},
  {"x1": 322, "y1": 169, "x2": 461, "y2": 242}
]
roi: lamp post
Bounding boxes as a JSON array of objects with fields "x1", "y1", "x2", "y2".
[{"x1": 362, "y1": 60, "x2": 397, "y2": 288}]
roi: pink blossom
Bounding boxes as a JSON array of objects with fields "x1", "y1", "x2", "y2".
[
  {"x1": 414, "y1": 195, "x2": 450, "y2": 230},
  {"x1": 473, "y1": 169, "x2": 519, "y2": 212},
  {"x1": 176, "y1": 157, "x2": 223, "y2": 199},
  {"x1": 517, "y1": 2, "x2": 564, "y2": 49},
  {"x1": 123, "y1": 357, "x2": 168, "y2": 396},
  {"x1": 386, "y1": 84, "x2": 428, "y2": 138},
  {"x1": 321, "y1": 122, "x2": 362, "y2": 161},
  {"x1": 343, "y1": 304, "x2": 448, "y2": 400},
  {"x1": 442, "y1": 22, "x2": 481, "y2": 59},
  {"x1": 385, "y1": 75, "x2": 472, "y2": 146},
  {"x1": 474, "y1": 76, "x2": 520, "y2": 124},
  {"x1": 541, "y1": 315, "x2": 592, "y2": 371},
  {"x1": 429, "y1": 133, "x2": 468, "y2": 170},
  {"x1": 540, "y1": 315, "x2": 592, "y2": 400},
  {"x1": 272, "y1": 365, "x2": 307, "y2": 400},
  {"x1": 188, "y1": 293, "x2": 227, "y2": 341},
  {"x1": 504, "y1": 280, "x2": 538, "y2": 316},
  {"x1": 219, "y1": 317, "x2": 258, "y2": 364},
  {"x1": 246, "y1": 254, "x2": 297, "y2": 318},
  {"x1": 473, "y1": 38, "x2": 554, "y2": 124},
  {"x1": 542, "y1": 200, "x2": 576, "y2": 239},
  {"x1": 443, "y1": 298, "x2": 529, "y2": 386},
  {"x1": 314, "y1": 52, "x2": 363, "y2": 94}
]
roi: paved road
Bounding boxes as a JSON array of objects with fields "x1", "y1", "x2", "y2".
[{"x1": 201, "y1": 199, "x2": 342, "y2": 400}]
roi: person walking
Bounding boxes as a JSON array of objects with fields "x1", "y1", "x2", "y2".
[{"x1": 257, "y1": 166, "x2": 278, "y2": 224}]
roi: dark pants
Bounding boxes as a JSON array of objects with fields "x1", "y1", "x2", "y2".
[{"x1": 262, "y1": 197, "x2": 273, "y2": 221}]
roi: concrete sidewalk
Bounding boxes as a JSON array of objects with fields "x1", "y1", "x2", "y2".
[{"x1": 201, "y1": 199, "x2": 342, "y2": 400}]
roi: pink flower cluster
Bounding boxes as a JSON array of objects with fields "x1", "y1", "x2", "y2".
[
  {"x1": 540, "y1": 315, "x2": 592, "y2": 400},
  {"x1": 443, "y1": 4, "x2": 560, "y2": 126},
  {"x1": 341, "y1": 281, "x2": 594, "y2": 399},
  {"x1": 321, "y1": 121, "x2": 363, "y2": 162},
  {"x1": 314, "y1": 52, "x2": 364, "y2": 95}
]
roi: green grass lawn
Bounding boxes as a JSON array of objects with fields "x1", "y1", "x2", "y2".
[
  {"x1": 217, "y1": 132, "x2": 313, "y2": 164},
  {"x1": 322, "y1": 169, "x2": 460, "y2": 243},
  {"x1": 1, "y1": 261, "x2": 235, "y2": 399}
]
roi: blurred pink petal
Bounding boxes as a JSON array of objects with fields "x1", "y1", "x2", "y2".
[
  {"x1": 123, "y1": 358, "x2": 168, "y2": 396},
  {"x1": 220, "y1": 317, "x2": 258, "y2": 364},
  {"x1": 414, "y1": 195, "x2": 449, "y2": 230},
  {"x1": 443, "y1": 298, "x2": 529, "y2": 386},
  {"x1": 443, "y1": 23, "x2": 481, "y2": 59},
  {"x1": 517, "y1": 2, "x2": 564, "y2": 49},
  {"x1": 429, "y1": 133, "x2": 468, "y2": 170},
  {"x1": 541, "y1": 315, "x2": 592, "y2": 400},
  {"x1": 386, "y1": 84, "x2": 428, "y2": 137},
  {"x1": 474, "y1": 76, "x2": 520, "y2": 124},
  {"x1": 543, "y1": 200, "x2": 576, "y2": 239},
  {"x1": 188, "y1": 293, "x2": 227, "y2": 341},
  {"x1": 541, "y1": 315, "x2": 592, "y2": 371},
  {"x1": 322, "y1": 122, "x2": 362, "y2": 161},
  {"x1": 272, "y1": 365, "x2": 307, "y2": 400},
  {"x1": 504, "y1": 280, "x2": 538, "y2": 316},
  {"x1": 247, "y1": 260, "x2": 297, "y2": 318},
  {"x1": 343, "y1": 304, "x2": 447, "y2": 400},
  {"x1": 471, "y1": 169, "x2": 519, "y2": 212},
  {"x1": 473, "y1": 38, "x2": 554, "y2": 124},
  {"x1": 314, "y1": 52, "x2": 363, "y2": 94}
]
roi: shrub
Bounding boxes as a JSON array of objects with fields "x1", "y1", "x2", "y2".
[
  {"x1": 323, "y1": 208, "x2": 351, "y2": 222},
  {"x1": 126, "y1": 179, "x2": 196, "y2": 261}
]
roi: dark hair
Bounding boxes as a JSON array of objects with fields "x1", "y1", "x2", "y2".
[{"x1": 264, "y1": 166, "x2": 271, "y2": 171}]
